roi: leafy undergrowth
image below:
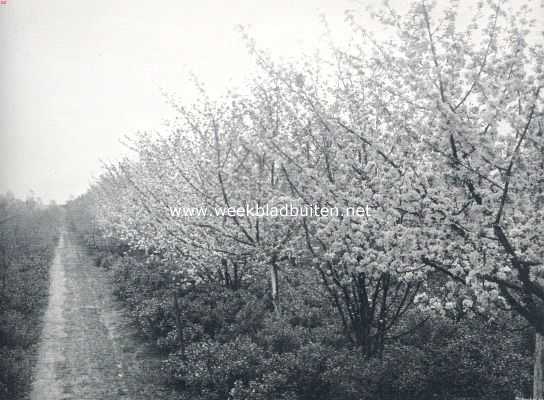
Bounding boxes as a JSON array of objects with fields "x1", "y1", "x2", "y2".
[
  {"x1": 84, "y1": 246, "x2": 532, "y2": 400},
  {"x1": 0, "y1": 195, "x2": 61, "y2": 400}
]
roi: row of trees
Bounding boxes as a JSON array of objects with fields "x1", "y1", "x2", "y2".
[{"x1": 68, "y1": 0, "x2": 543, "y2": 398}]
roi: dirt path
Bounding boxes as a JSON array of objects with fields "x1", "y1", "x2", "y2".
[{"x1": 30, "y1": 230, "x2": 175, "y2": 400}]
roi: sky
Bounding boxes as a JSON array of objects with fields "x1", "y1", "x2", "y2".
[
  {"x1": 0, "y1": 0, "x2": 359, "y2": 203},
  {"x1": 0, "y1": 0, "x2": 542, "y2": 204}
]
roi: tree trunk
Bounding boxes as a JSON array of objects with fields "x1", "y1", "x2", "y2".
[
  {"x1": 535, "y1": 332, "x2": 544, "y2": 400},
  {"x1": 173, "y1": 290, "x2": 185, "y2": 358},
  {"x1": 270, "y1": 263, "x2": 280, "y2": 314}
]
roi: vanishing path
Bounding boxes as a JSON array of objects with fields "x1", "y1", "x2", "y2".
[{"x1": 30, "y1": 230, "x2": 175, "y2": 400}]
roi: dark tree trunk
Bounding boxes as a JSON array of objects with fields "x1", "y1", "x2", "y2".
[{"x1": 173, "y1": 290, "x2": 185, "y2": 358}]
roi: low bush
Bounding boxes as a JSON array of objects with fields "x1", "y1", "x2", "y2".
[
  {"x1": 98, "y1": 247, "x2": 531, "y2": 400},
  {"x1": 0, "y1": 196, "x2": 61, "y2": 400}
]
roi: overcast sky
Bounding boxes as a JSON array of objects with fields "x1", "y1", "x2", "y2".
[
  {"x1": 0, "y1": 0, "x2": 359, "y2": 203},
  {"x1": 1, "y1": 0, "x2": 542, "y2": 203}
]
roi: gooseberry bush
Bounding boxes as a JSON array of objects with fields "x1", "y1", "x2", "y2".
[{"x1": 0, "y1": 194, "x2": 62, "y2": 400}]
